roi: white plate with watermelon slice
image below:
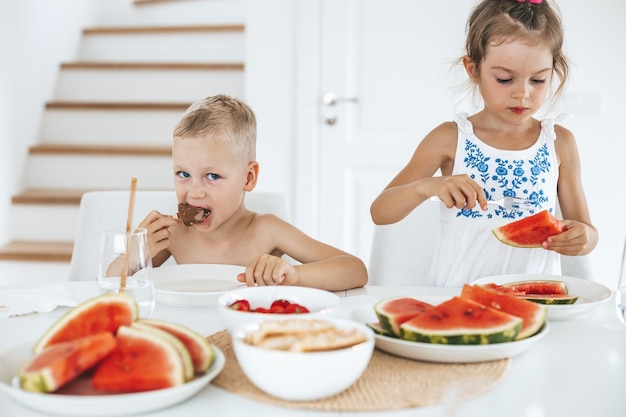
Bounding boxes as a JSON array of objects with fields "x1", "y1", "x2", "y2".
[
  {"x1": 471, "y1": 274, "x2": 612, "y2": 320},
  {"x1": 351, "y1": 299, "x2": 549, "y2": 363},
  {"x1": 0, "y1": 343, "x2": 225, "y2": 416}
]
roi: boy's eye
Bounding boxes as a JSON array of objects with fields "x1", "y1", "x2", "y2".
[
  {"x1": 207, "y1": 173, "x2": 220, "y2": 181},
  {"x1": 176, "y1": 171, "x2": 190, "y2": 178}
]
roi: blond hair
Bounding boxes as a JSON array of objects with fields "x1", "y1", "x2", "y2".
[
  {"x1": 174, "y1": 94, "x2": 257, "y2": 161},
  {"x1": 463, "y1": 0, "x2": 569, "y2": 101}
]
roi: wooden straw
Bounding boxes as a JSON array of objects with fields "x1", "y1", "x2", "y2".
[{"x1": 120, "y1": 177, "x2": 138, "y2": 292}]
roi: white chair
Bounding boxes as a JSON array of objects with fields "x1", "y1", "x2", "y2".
[
  {"x1": 368, "y1": 199, "x2": 441, "y2": 286},
  {"x1": 68, "y1": 190, "x2": 290, "y2": 281},
  {"x1": 367, "y1": 200, "x2": 595, "y2": 286}
]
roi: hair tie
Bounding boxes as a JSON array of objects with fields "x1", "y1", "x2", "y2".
[{"x1": 517, "y1": 0, "x2": 542, "y2": 3}]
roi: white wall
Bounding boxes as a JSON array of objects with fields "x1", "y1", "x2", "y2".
[{"x1": 0, "y1": 0, "x2": 99, "y2": 245}]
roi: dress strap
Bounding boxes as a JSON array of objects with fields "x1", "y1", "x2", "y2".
[
  {"x1": 454, "y1": 113, "x2": 474, "y2": 136},
  {"x1": 540, "y1": 113, "x2": 572, "y2": 142}
]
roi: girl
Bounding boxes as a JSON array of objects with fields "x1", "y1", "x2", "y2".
[{"x1": 370, "y1": 0, "x2": 597, "y2": 286}]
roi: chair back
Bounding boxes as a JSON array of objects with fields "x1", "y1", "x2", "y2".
[
  {"x1": 68, "y1": 190, "x2": 290, "y2": 281},
  {"x1": 368, "y1": 199, "x2": 440, "y2": 286},
  {"x1": 368, "y1": 200, "x2": 596, "y2": 286}
]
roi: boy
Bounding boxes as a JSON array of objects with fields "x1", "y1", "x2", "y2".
[{"x1": 138, "y1": 95, "x2": 368, "y2": 291}]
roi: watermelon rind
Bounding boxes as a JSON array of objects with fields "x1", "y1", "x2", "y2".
[
  {"x1": 400, "y1": 297, "x2": 522, "y2": 345},
  {"x1": 33, "y1": 293, "x2": 138, "y2": 354},
  {"x1": 461, "y1": 284, "x2": 546, "y2": 340},
  {"x1": 374, "y1": 297, "x2": 434, "y2": 337},
  {"x1": 519, "y1": 294, "x2": 579, "y2": 305},
  {"x1": 92, "y1": 325, "x2": 188, "y2": 392},
  {"x1": 492, "y1": 210, "x2": 564, "y2": 248},
  {"x1": 137, "y1": 318, "x2": 215, "y2": 373},
  {"x1": 19, "y1": 332, "x2": 116, "y2": 393},
  {"x1": 366, "y1": 322, "x2": 394, "y2": 337}
]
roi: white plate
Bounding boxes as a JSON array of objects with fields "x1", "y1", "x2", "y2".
[
  {"x1": 471, "y1": 274, "x2": 612, "y2": 320},
  {"x1": 0, "y1": 342, "x2": 225, "y2": 416},
  {"x1": 153, "y1": 264, "x2": 245, "y2": 307},
  {"x1": 351, "y1": 298, "x2": 549, "y2": 363}
]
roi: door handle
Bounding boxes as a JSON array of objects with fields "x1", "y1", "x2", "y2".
[
  {"x1": 323, "y1": 92, "x2": 359, "y2": 106},
  {"x1": 322, "y1": 92, "x2": 358, "y2": 125}
]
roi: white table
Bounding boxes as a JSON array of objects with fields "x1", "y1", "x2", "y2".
[{"x1": 1, "y1": 282, "x2": 624, "y2": 417}]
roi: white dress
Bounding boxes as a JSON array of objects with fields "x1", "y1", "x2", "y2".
[{"x1": 432, "y1": 114, "x2": 562, "y2": 286}]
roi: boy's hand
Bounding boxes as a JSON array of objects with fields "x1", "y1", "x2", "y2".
[
  {"x1": 542, "y1": 220, "x2": 594, "y2": 256},
  {"x1": 137, "y1": 210, "x2": 181, "y2": 258},
  {"x1": 237, "y1": 254, "x2": 297, "y2": 286}
]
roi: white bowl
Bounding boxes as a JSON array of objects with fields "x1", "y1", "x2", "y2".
[
  {"x1": 232, "y1": 318, "x2": 374, "y2": 401},
  {"x1": 216, "y1": 286, "x2": 342, "y2": 333}
]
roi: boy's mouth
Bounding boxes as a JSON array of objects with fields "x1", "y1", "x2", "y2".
[{"x1": 177, "y1": 203, "x2": 211, "y2": 226}]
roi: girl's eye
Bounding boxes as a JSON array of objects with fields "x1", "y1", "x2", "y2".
[
  {"x1": 496, "y1": 78, "x2": 512, "y2": 84},
  {"x1": 207, "y1": 173, "x2": 220, "y2": 181},
  {"x1": 176, "y1": 171, "x2": 190, "y2": 179},
  {"x1": 531, "y1": 79, "x2": 546, "y2": 84}
]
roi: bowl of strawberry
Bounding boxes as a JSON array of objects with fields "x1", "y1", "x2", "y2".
[{"x1": 217, "y1": 286, "x2": 342, "y2": 334}]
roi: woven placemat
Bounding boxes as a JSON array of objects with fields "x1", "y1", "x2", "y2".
[{"x1": 207, "y1": 330, "x2": 510, "y2": 411}]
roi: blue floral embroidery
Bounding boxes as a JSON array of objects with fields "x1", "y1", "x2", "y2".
[
  {"x1": 464, "y1": 140, "x2": 490, "y2": 183},
  {"x1": 461, "y1": 138, "x2": 552, "y2": 219}
]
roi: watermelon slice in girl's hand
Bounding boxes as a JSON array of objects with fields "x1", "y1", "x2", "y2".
[{"x1": 492, "y1": 210, "x2": 565, "y2": 248}]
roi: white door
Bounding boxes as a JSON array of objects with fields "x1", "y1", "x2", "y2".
[{"x1": 315, "y1": 0, "x2": 473, "y2": 265}]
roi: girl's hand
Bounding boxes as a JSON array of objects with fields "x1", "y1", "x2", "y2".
[
  {"x1": 237, "y1": 254, "x2": 298, "y2": 286},
  {"x1": 542, "y1": 220, "x2": 595, "y2": 256},
  {"x1": 431, "y1": 174, "x2": 488, "y2": 210},
  {"x1": 137, "y1": 210, "x2": 181, "y2": 259}
]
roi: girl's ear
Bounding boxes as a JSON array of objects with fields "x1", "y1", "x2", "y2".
[
  {"x1": 462, "y1": 55, "x2": 478, "y2": 83},
  {"x1": 244, "y1": 161, "x2": 259, "y2": 191}
]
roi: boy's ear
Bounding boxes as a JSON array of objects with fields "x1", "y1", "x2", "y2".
[
  {"x1": 244, "y1": 161, "x2": 259, "y2": 191},
  {"x1": 462, "y1": 55, "x2": 478, "y2": 83}
]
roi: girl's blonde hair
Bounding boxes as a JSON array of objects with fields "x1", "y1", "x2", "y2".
[
  {"x1": 174, "y1": 94, "x2": 257, "y2": 161},
  {"x1": 464, "y1": 0, "x2": 569, "y2": 101}
]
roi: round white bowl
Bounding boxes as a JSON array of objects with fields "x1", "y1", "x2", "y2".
[
  {"x1": 232, "y1": 318, "x2": 374, "y2": 401},
  {"x1": 216, "y1": 286, "x2": 342, "y2": 333}
]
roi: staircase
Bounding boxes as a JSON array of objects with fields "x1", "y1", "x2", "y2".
[{"x1": 0, "y1": 0, "x2": 246, "y2": 263}]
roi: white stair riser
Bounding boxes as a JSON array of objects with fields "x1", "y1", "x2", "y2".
[
  {"x1": 96, "y1": 0, "x2": 245, "y2": 27},
  {"x1": 23, "y1": 155, "x2": 174, "y2": 189},
  {"x1": 40, "y1": 109, "x2": 183, "y2": 145},
  {"x1": 10, "y1": 205, "x2": 79, "y2": 241},
  {"x1": 54, "y1": 69, "x2": 245, "y2": 102},
  {"x1": 78, "y1": 32, "x2": 245, "y2": 63}
]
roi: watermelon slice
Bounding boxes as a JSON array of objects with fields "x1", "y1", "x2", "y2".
[
  {"x1": 33, "y1": 293, "x2": 137, "y2": 354},
  {"x1": 485, "y1": 280, "x2": 578, "y2": 305},
  {"x1": 131, "y1": 322, "x2": 194, "y2": 382},
  {"x1": 92, "y1": 324, "x2": 190, "y2": 392},
  {"x1": 374, "y1": 297, "x2": 434, "y2": 337},
  {"x1": 502, "y1": 280, "x2": 568, "y2": 295},
  {"x1": 19, "y1": 332, "x2": 116, "y2": 393},
  {"x1": 460, "y1": 284, "x2": 546, "y2": 340},
  {"x1": 493, "y1": 210, "x2": 564, "y2": 248},
  {"x1": 136, "y1": 318, "x2": 215, "y2": 373},
  {"x1": 400, "y1": 297, "x2": 522, "y2": 344}
]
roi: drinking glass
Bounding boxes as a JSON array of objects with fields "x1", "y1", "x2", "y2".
[
  {"x1": 616, "y1": 237, "x2": 626, "y2": 324},
  {"x1": 97, "y1": 228, "x2": 155, "y2": 317}
]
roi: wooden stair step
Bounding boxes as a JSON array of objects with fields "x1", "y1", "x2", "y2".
[
  {"x1": 83, "y1": 24, "x2": 244, "y2": 35},
  {"x1": 0, "y1": 241, "x2": 73, "y2": 262},
  {"x1": 12, "y1": 189, "x2": 89, "y2": 205},
  {"x1": 29, "y1": 144, "x2": 171, "y2": 156},
  {"x1": 45, "y1": 101, "x2": 190, "y2": 111},
  {"x1": 60, "y1": 61, "x2": 244, "y2": 71}
]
